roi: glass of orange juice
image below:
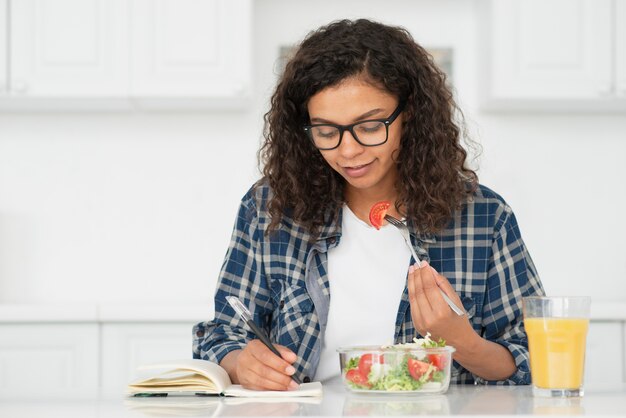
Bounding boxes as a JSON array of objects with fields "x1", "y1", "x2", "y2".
[{"x1": 523, "y1": 296, "x2": 591, "y2": 397}]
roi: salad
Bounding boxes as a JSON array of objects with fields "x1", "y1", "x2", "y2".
[{"x1": 340, "y1": 334, "x2": 452, "y2": 392}]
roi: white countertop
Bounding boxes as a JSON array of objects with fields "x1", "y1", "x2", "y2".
[
  {"x1": 1, "y1": 380, "x2": 625, "y2": 417},
  {"x1": 1, "y1": 301, "x2": 625, "y2": 323}
]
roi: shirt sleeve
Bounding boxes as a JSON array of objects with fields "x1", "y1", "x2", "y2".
[
  {"x1": 474, "y1": 204, "x2": 545, "y2": 385},
  {"x1": 192, "y1": 190, "x2": 273, "y2": 364}
]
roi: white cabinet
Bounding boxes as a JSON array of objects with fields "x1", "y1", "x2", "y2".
[
  {"x1": 0, "y1": 0, "x2": 251, "y2": 110},
  {"x1": 0, "y1": 0, "x2": 7, "y2": 94},
  {"x1": 585, "y1": 321, "x2": 623, "y2": 385},
  {"x1": 617, "y1": 0, "x2": 626, "y2": 96},
  {"x1": 130, "y1": 0, "x2": 251, "y2": 108},
  {"x1": 0, "y1": 317, "x2": 625, "y2": 398},
  {"x1": 622, "y1": 321, "x2": 626, "y2": 383},
  {"x1": 8, "y1": 0, "x2": 129, "y2": 100},
  {"x1": 480, "y1": 0, "x2": 626, "y2": 111},
  {"x1": 0, "y1": 304, "x2": 209, "y2": 397},
  {"x1": 101, "y1": 323, "x2": 195, "y2": 397},
  {"x1": 0, "y1": 324, "x2": 99, "y2": 399}
]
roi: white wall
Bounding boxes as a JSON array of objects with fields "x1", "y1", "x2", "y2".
[{"x1": 0, "y1": 0, "x2": 624, "y2": 310}]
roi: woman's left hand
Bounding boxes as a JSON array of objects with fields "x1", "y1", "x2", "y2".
[
  {"x1": 407, "y1": 261, "x2": 474, "y2": 346},
  {"x1": 408, "y1": 261, "x2": 519, "y2": 380}
]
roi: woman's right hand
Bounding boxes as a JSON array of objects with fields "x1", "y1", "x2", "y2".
[{"x1": 221, "y1": 339, "x2": 299, "y2": 391}]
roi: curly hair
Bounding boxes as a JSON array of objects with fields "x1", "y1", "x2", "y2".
[{"x1": 258, "y1": 19, "x2": 478, "y2": 237}]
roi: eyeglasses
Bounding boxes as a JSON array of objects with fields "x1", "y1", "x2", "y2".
[{"x1": 303, "y1": 100, "x2": 406, "y2": 150}]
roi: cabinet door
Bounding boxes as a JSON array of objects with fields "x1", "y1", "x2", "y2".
[
  {"x1": 622, "y1": 322, "x2": 626, "y2": 385},
  {"x1": 0, "y1": 324, "x2": 99, "y2": 398},
  {"x1": 130, "y1": 0, "x2": 252, "y2": 107},
  {"x1": 0, "y1": 0, "x2": 7, "y2": 95},
  {"x1": 616, "y1": 0, "x2": 626, "y2": 97},
  {"x1": 585, "y1": 321, "x2": 623, "y2": 385},
  {"x1": 9, "y1": 0, "x2": 128, "y2": 98},
  {"x1": 101, "y1": 323, "x2": 196, "y2": 397},
  {"x1": 485, "y1": 0, "x2": 612, "y2": 101}
]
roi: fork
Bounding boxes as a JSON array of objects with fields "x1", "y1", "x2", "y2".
[{"x1": 384, "y1": 214, "x2": 465, "y2": 316}]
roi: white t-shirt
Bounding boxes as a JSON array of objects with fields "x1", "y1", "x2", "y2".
[{"x1": 315, "y1": 205, "x2": 411, "y2": 382}]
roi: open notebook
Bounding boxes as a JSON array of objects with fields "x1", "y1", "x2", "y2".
[{"x1": 127, "y1": 359, "x2": 322, "y2": 398}]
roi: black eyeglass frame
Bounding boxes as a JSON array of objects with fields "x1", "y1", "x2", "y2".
[{"x1": 303, "y1": 100, "x2": 406, "y2": 150}]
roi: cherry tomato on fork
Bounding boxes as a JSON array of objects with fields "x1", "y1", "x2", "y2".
[{"x1": 369, "y1": 200, "x2": 391, "y2": 230}]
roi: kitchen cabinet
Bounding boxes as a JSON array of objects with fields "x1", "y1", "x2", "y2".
[
  {"x1": 585, "y1": 321, "x2": 624, "y2": 384},
  {"x1": 0, "y1": 324, "x2": 99, "y2": 398},
  {"x1": 0, "y1": 305, "x2": 624, "y2": 398},
  {"x1": 100, "y1": 323, "x2": 196, "y2": 397},
  {"x1": 617, "y1": 0, "x2": 626, "y2": 95},
  {"x1": 621, "y1": 321, "x2": 626, "y2": 383},
  {"x1": 0, "y1": 303, "x2": 207, "y2": 398},
  {"x1": 0, "y1": 0, "x2": 7, "y2": 95},
  {"x1": 0, "y1": 0, "x2": 251, "y2": 110},
  {"x1": 479, "y1": 0, "x2": 626, "y2": 111},
  {"x1": 5, "y1": 0, "x2": 130, "y2": 107},
  {"x1": 130, "y1": 0, "x2": 252, "y2": 109}
]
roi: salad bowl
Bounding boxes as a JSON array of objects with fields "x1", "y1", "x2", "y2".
[{"x1": 337, "y1": 338, "x2": 455, "y2": 394}]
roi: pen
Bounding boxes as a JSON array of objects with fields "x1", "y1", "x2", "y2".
[{"x1": 226, "y1": 295, "x2": 302, "y2": 384}]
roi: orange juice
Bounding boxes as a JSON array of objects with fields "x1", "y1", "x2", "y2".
[{"x1": 525, "y1": 318, "x2": 589, "y2": 389}]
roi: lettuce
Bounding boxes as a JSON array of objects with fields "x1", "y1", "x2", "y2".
[{"x1": 344, "y1": 356, "x2": 359, "y2": 371}]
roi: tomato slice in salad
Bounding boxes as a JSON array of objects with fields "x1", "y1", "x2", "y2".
[
  {"x1": 407, "y1": 358, "x2": 431, "y2": 380},
  {"x1": 427, "y1": 354, "x2": 446, "y2": 371},
  {"x1": 369, "y1": 200, "x2": 391, "y2": 230},
  {"x1": 346, "y1": 368, "x2": 371, "y2": 388},
  {"x1": 358, "y1": 353, "x2": 384, "y2": 378}
]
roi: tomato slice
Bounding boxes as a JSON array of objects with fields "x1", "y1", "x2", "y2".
[
  {"x1": 358, "y1": 353, "x2": 384, "y2": 378},
  {"x1": 369, "y1": 200, "x2": 391, "y2": 230},
  {"x1": 346, "y1": 368, "x2": 371, "y2": 388},
  {"x1": 407, "y1": 358, "x2": 431, "y2": 380},
  {"x1": 427, "y1": 354, "x2": 446, "y2": 371}
]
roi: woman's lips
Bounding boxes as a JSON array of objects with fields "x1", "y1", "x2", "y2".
[{"x1": 342, "y1": 161, "x2": 374, "y2": 178}]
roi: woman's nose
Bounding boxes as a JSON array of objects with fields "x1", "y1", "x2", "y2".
[{"x1": 337, "y1": 130, "x2": 364, "y2": 158}]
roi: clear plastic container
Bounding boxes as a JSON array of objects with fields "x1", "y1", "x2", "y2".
[{"x1": 337, "y1": 345, "x2": 456, "y2": 394}]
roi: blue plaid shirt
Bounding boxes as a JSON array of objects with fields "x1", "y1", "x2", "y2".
[{"x1": 193, "y1": 182, "x2": 544, "y2": 385}]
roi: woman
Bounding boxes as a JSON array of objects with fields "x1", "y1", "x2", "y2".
[{"x1": 193, "y1": 19, "x2": 544, "y2": 390}]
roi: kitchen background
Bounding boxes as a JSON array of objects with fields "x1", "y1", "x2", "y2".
[{"x1": 0, "y1": 0, "x2": 625, "y2": 397}]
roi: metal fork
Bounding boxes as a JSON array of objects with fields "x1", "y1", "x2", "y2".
[{"x1": 384, "y1": 214, "x2": 465, "y2": 316}]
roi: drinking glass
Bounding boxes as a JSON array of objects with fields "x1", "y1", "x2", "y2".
[{"x1": 523, "y1": 296, "x2": 591, "y2": 397}]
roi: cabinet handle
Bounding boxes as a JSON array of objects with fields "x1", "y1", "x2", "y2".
[{"x1": 13, "y1": 80, "x2": 29, "y2": 94}]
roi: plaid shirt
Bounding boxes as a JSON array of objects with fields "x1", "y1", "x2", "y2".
[{"x1": 193, "y1": 182, "x2": 544, "y2": 385}]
